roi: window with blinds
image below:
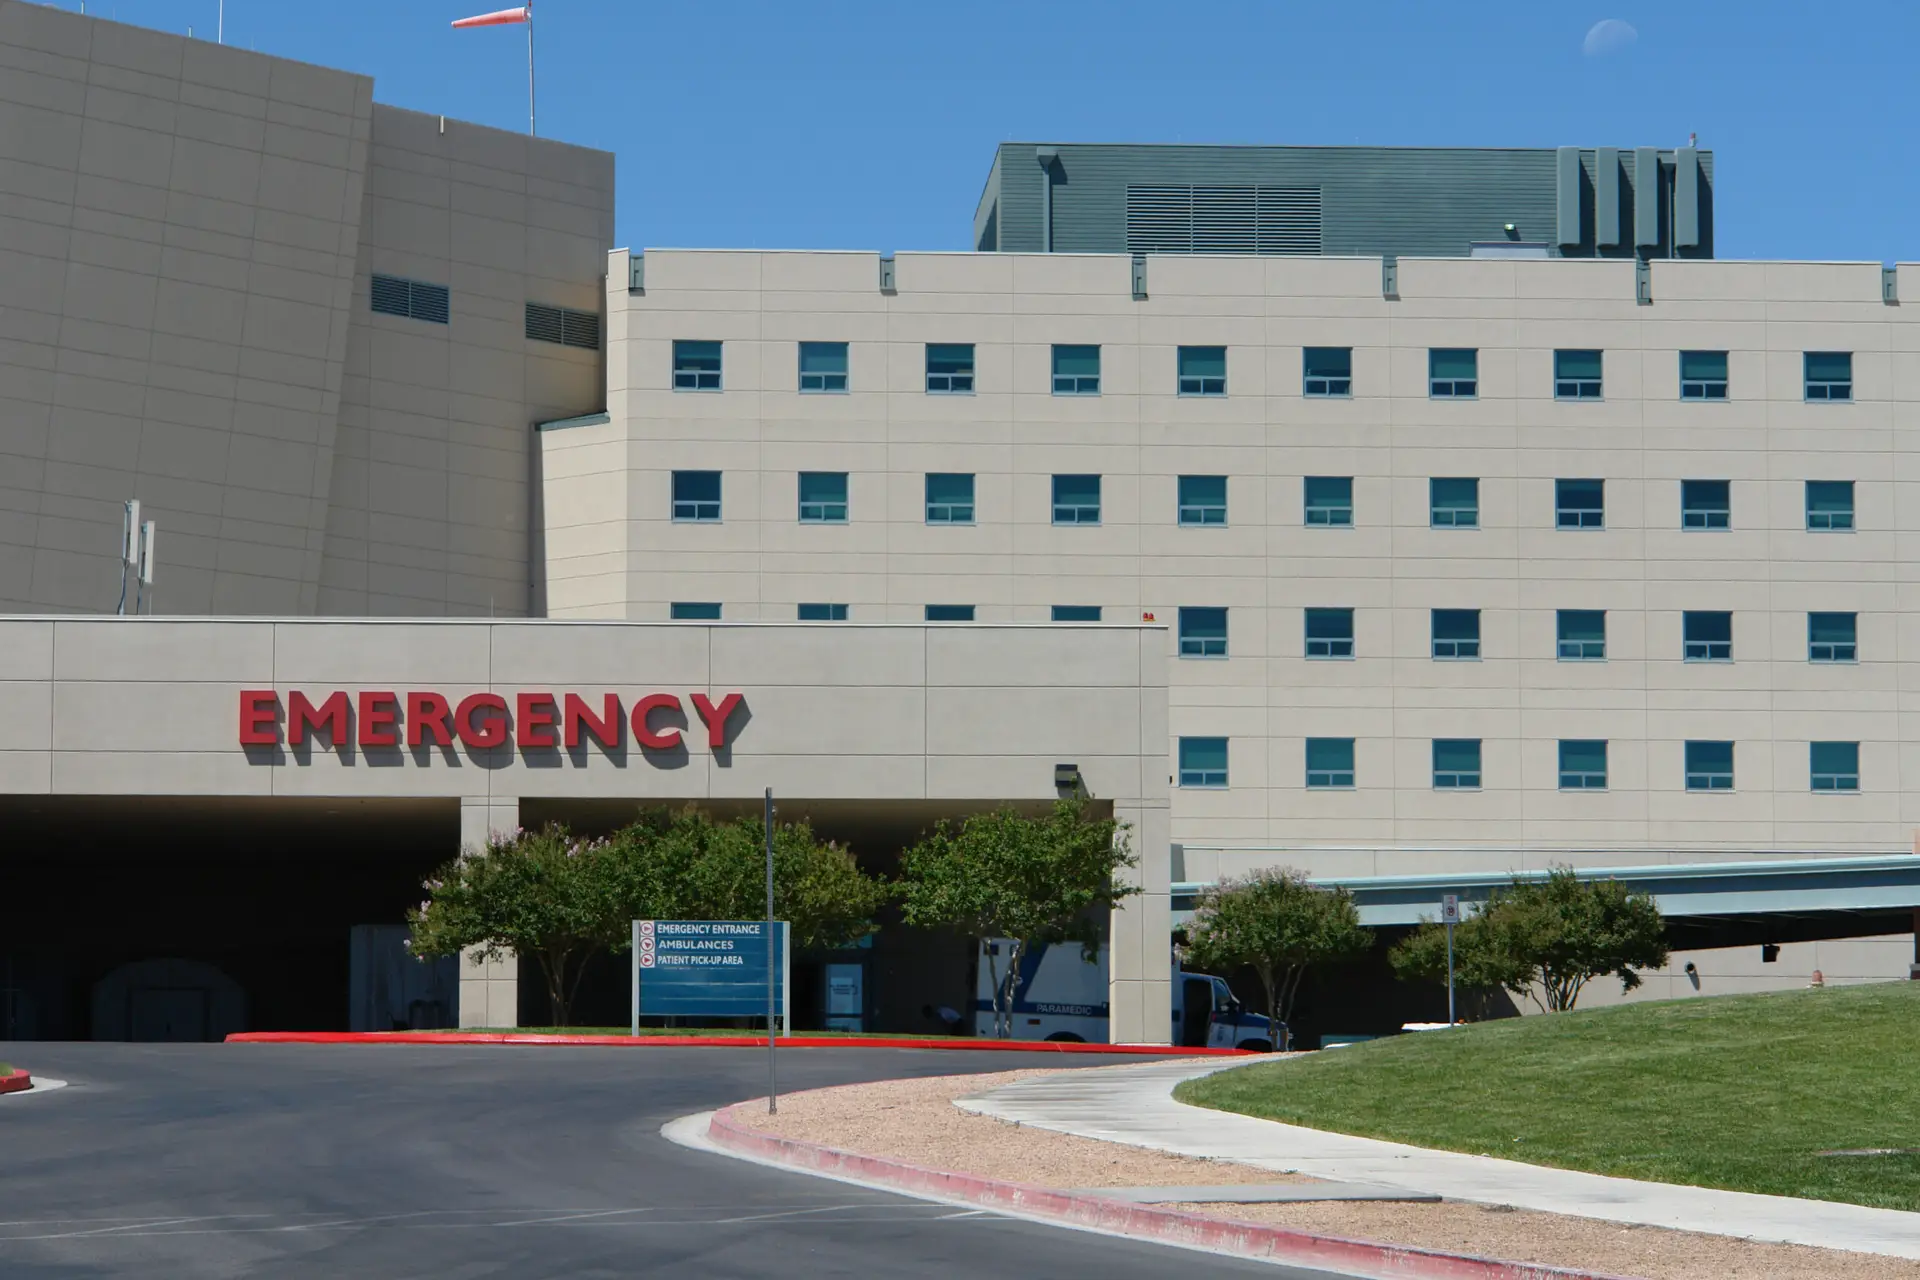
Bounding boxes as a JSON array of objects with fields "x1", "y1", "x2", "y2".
[
  {"x1": 1125, "y1": 185, "x2": 1322, "y2": 255},
  {"x1": 371, "y1": 274, "x2": 450, "y2": 324},
  {"x1": 525, "y1": 302, "x2": 601, "y2": 350}
]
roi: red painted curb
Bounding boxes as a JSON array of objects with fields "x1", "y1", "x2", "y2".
[
  {"x1": 0, "y1": 1069, "x2": 32, "y2": 1095},
  {"x1": 222, "y1": 1031, "x2": 1251, "y2": 1055},
  {"x1": 707, "y1": 1102, "x2": 1636, "y2": 1280}
]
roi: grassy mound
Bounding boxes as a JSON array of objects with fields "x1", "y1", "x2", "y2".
[{"x1": 1176, "y1": 983, "x2": 1920, "y2": 1211}]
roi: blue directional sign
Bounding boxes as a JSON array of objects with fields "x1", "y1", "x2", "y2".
[{"x1": 633, "y1": 919, "x2": 788, "y2": 1019}]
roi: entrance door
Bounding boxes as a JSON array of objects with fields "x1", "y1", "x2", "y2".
[
  {"x1": 131, "y1": 988, "x2": 211, "y2": 1042},
  {"x1": 1179, "y1": 977, "x2": 1212, "y2": 1047}
]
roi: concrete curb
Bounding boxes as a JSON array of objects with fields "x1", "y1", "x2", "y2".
[
  {"x1": 0, "y1": 1068, "x2": 31, "y2": 1095},
  {"x1": 706, "y1": 1101, "x2": 1637, "y2": 1280},
  {"x1": 224, "y1": 1031, "x2": 1250, "y2": 1055}
]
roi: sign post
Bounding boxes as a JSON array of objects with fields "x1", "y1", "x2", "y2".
[
  {"x1": 1440, "y1": 894, "x2": 1461, "y2": 1025},
  {"x1": 764, "y1": 786, "x2": 777, "y2": 1114}
]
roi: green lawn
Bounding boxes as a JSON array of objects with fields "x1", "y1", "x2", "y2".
[{"x1": 1176, "y1": 983, "x2": 1920, "y2": 1212}]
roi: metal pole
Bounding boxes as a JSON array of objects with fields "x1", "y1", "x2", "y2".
[
  {"x1": 765, "y1": 786, "x2": 776, "y2": 1114},
  {"x1": 629, "y1": 918, "x2": 639, "y2": 1037},
  {"x1": 1445, "y1": 918, "x2": 1456, "y2": 1026},
  {"x1": 218, "y1": 0, "x2": 223, "y2": 44},
  {"x1": 526, "y1": 4, "x2": 536, "y2": 137}
]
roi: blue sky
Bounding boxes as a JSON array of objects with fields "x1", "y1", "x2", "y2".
[{"x1": 63, "y1": 2, "x2": 1920, "y2": 261}]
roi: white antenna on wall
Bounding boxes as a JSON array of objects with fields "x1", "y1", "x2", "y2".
[
  {"x1": 219, "y1": 1, "x2": 224, "y2": 44},
  {"x1": 115, "y1": 499, "x2": 140, "y2": 615},
  {"x1": 134, "y1": 520, "x2": 157, "y2": 615}
]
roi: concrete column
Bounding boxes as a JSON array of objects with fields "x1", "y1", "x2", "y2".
[
  {"x1": 1109, "y1": 798, "x2": 1172, "y2": 1044},
  {"x1": 457, "y1": 797, "x2": 521, "y2": 1029}
]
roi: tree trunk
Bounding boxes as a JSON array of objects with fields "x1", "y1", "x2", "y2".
[
  {"x1": 542, "y1": 945, "x2": 574, "y2": 1027},
  {"x1": 1257, "y1": 964, "x2": 1281, "y2": 1052}
]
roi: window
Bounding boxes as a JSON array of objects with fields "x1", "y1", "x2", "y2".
[
  {"x1": 798, "y1": 603, "x2": 848, "y2": 621},
  {"x1": 1305, "y1": 607, "x2": 1354, "y2": 659},
  {"x1": 1178, "y1": 607, "x2": 1228, "y2": 658},
  {"x1": 798, "y1": 472, "x2": 848, "y2": 523},
  {"x1": 925, "y1": 604, "x2": 975, "y2": 622},
  {"x1": 1811, "y1": 741, "x2": 1860, "y2": 792},
  {"x1": 1805, "y1": 351, "x2": 1853, "y2": 401},
  {"x1": 1177, "y1": 346, "x2": 1226, "y2": 396},
  {"x1": 673, "y1": 339, "x2": 722, "y2": 391},
  {"x1": 371, "y1": 274, "x2": 449, "y2": 324},
  {"x1": 1431, "y1": 609, "x2": 1480, "y2": 660},
  {"x1": 671, "y1": 470, "x2": 721, "y2": 522},
  {"x1": 1680, "y1": 350, "x2": 1728, "y2": 400},
  {"x1": 1683, "y1": 611, "x2": 1732, "y2": 662},
  {"x1": 798, "y1": 341, "x2": 849, "y2": 392},
  {"x1": 925, "y1": 473, "x2": 975, "y2": 524},
  {"x1": 670, "y1": 602, "x2": 721, "y2": 620},
  {"x1": 1559, "y1": 739, "x2": 1608, "y2": 790},
  {"x1": 1806, "y1": 481, "x2": 1855, "y2": 531},
  {"x1": 1052, "y1": 344, "x2": 1100, "y2": 395},
  {"x1": 1685, "y1": 740, "x2": 1734, "y2": 791},
  {"x1": 524, "y1": 301, "x2": 599, "y2": 349},
  {"x1": 1304, "y1": 476, "x2": 1353, "y2": 526},
  {"x1": 1179, "y1": 736, "x2": 1228, "y2": 788},
  {"x1": 1428, "y1": 348, "x2": 1477, "y2": 398},
  {"x1": 926, "y1": 343, "x2": 975, "y2": 394},
  {"x1": 1554, "y1": 349, "x2": 1603, "y2": 399},
  {"x1": 1556, "y1": 610, "x2": 1606, "y2": 661},
  {"x1": 1432, "y1": 738, "x2": 1482, "y2": 789},
  {"x1": 1681, "y1": 480, "x2": 1730, "y2": 530},
  {"x1": 1555, "y1": 478, "x2": 1605, "y2": 529},
  {"x1": 1052, "y1": 474, "x2": 1101, "y2": 525},
  {"x1": 1306, "y1": 738, "x2": 1355, "y2": 789},
  {"x1": 1808, "y1": 612, "x2": 1857, "y2": 663},
  {"x1": 1429, "y1": 477, "x2": 1479, "y2": 528},
  {"x1": 1178, "y1": 475, "x2": 1227, "y2": 526},
  {"x1": 1303, "y1": 347, "x2": 1352, "y2": 397},
  {"x1": 1052, "y1": 605, "x2": 1102, "y2": 622}
]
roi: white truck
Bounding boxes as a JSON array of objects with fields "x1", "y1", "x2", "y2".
[{"x1": 974, "y1": 939, "x2": 1279, "y2": 1050}]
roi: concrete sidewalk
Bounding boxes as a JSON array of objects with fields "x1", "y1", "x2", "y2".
[{"x1": 958, "y1": 1057, "x2": 1920, "y2": 1262}]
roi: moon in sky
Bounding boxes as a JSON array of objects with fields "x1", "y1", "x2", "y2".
[{"x1": 1583, "y1": 19, "x2": 1638, "y2": 56}]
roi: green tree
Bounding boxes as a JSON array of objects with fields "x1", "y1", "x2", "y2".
[
  {"x1": 1183, "y1": 869, "x2": 1371, "y2": 1048},
  {"x1": 408, "y1": 824, "x2": 626, "y2": 1027},
  {"x1": 1390, "y1": 867, "x2": 1669, "y2": 1013},
  {"x1": 1388, "y1": 908, "x2": 1532, "y2": 1021},
  {"x1": 619, "y1": 807, "x2": 886, "y2": 951},
  {"x1": 897, "y1": 799, "x2": 1136, "y2": 1039}
]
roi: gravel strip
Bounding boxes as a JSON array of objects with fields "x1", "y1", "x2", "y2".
[
  {"x1": 1171, "y1": 1201, "x2": 1920, "y2": 1280},
  {"x1": 732, "y1": 1069, "x2": 1304, "y2": 1188},
  {"x1": 733, "y1": 1067, "x2": 1920, "y2": 1279}
]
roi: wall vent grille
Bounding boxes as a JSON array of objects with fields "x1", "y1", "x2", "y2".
[
  {"x1": 525, "y1": 302, "x2": 601, "y2": 350},
  {"x1": 1126, "y1": 185, "x2": 1322, "y2": 255},
  {"x1": 371, "y1": 274, "x2": 449, "y2": 324}
]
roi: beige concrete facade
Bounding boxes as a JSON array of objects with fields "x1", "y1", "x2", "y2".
[
  {"x1": 0, "y1": 2, "x2": 611, "y2": 619},
  {"x1": 0, "y1": 615, "x2": 1170, "y2": 1034},
  {"x1": 555, "y1": 249, "x2": 1920, "y2": 871}
]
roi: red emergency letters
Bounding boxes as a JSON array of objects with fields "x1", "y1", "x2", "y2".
[{"x1": 238, "y1": 690, "x2": 745, "y2": 755}]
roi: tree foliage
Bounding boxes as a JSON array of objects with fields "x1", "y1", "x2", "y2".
[
  {"x1": 408, "y1": 824, "x2": 626, "y2": 1028},
  {"x1": 896, "y1": 799, "x2": 1136, "y2": 1039},
  {"x1": 409, "y1": 809, "x2": 888, "y2": 1026},
  {"x1": 1391, "y1": 866, "x2": 1669, "y2": 1014},
  {"x1": 1183, "y1": 868, "x2": 1371, "y2": 1046}
]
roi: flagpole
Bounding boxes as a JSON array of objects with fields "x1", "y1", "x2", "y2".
[{"x1": 526, "y1": 3, "x2": 536, "y2": 137}]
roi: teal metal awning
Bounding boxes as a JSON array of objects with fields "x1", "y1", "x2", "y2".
[{"x1": 1173, "y1": 855, "x2": 1920, "y2": 928}]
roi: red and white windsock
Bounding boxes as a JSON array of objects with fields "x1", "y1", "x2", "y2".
[
  {"x1": 452, "y1": 5, "x2": 528, "y2": 28},
  {"x1": 452, "y1": 3, "x2": 538, "y2": 136}
]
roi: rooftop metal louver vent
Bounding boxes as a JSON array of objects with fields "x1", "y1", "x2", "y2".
[
  {"x1": 525, "y1": 302, "x2": 601, "y2": 351},
  {"x1": 1125, "y1": 185, "x2": 1322, "y2": 256}
]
